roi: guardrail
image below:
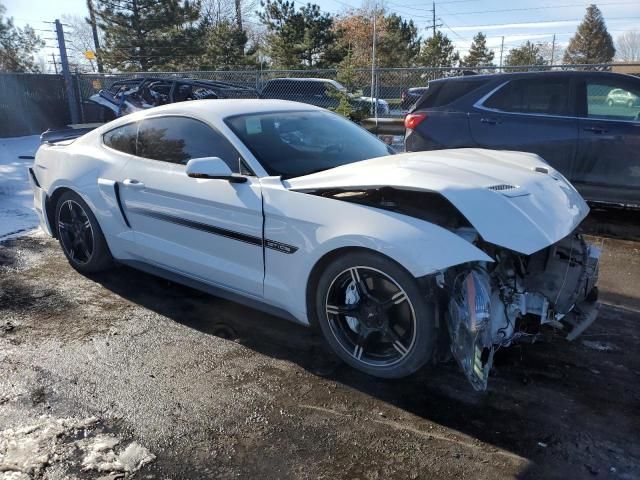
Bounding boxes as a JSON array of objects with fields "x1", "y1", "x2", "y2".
[{"x1": 361, "y1": 117, "x2": 405, "y2": 136}]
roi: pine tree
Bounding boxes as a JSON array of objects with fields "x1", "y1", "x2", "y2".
[
  {"x1": 461, "y1": 32, "x2": 494, "y2": 68},
  {"x1": 95, "y1": 0, "x2": 205, "y2": 71},
  {"x1": 201, "y1": 19, "x2": 251, "y2": 70},
  {"x1": 259, "y1": 0, "x2": 336, "y2": 68},
  {"x1": 0, "y1": 3, "x2": 44, "y2": 72},
  {"x1": 417, "y1": 31, "x2": 459, "y2": 68},
  {"x1": 564, "y1": 4, "x2": 615, "y2": 64},
  {"x1": 376, "y1": 14, "x2": 420, "y2": 67},
  {"x1": 504, "y1": 41, "x2": 546, "y2": 69}
]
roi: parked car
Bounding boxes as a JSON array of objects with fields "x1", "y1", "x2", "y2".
[
  {"x1": 606, "y1": 88, "x2": 639, "y2": 107},
  {"x1": 259, "y1": 78, "x2": 390, "y2": 116},
  {"x1": 404, "y1": 71, "x2": 640, "y2": 208},
  {"x1": 31, "y1": 99, "x2": 600, "y2": 391},
  {"x1": 89, "y1": 77, "x2": 258, "y2": 117},
  {"x1": 401, "y1": 87, "x2": 428, "y2": 110}
]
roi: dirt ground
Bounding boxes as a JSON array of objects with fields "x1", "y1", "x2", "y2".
[{"x1": 0, "y1": 212, "x2": 639, "y2": 480}]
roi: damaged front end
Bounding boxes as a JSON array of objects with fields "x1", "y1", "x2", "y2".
[{"x1": 444, "y1": 232, "x2": 600, "y2": 391}]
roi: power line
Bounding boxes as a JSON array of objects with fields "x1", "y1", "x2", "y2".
[{"x1": 438, "y1": 1, "x2": 639, "y2": 16}]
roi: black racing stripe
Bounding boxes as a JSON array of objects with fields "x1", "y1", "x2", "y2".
[
  {"x1": 127, "y1": 207, "x2": 298, "y2": 254},
  {"x1": 129, "y1": 207, "x2": 263, "y2": 246}
]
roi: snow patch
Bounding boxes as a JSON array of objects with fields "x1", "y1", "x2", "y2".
[
  {"x1": 82, "y1": 435, "x2": 155, "y2": 473},
  {"x1": 0, "y1": 416, "x2": 154, "y2": 478},
  {"x1": 0, "y1": 136, "x2": 41, "y2": 240}
]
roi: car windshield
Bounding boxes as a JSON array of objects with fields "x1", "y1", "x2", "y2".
[{"x1": 225, "y1": 110, "x2": 393, "y2": 178}]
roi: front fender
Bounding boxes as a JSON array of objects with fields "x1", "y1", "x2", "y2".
[{"x1": 261, "y1": 185, "x2": 492, "y2": 324}]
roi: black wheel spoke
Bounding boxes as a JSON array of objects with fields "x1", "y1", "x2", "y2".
[
  {"x1": 384, "y1": 326, "x2": 410, "y2": 358},
  {"x1": 379, "y1": 290, "x2": 409, "y2": 311},
  {"x1": 326, "y1": 303, "x2": 360, "y2": 316},
  {"x1": 353, "y1": 330, "x2": 371, "y2": 360}
]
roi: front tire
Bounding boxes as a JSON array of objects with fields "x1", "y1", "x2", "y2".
[
  {"x1": 315, "y1": 251, "x2": 436, "y2": 379},
  {"x1": 55, "y1": 191, "x2": 113, "y2": 273}
]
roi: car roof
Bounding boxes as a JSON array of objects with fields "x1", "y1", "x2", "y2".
[
  {"x1": 430, "y1": 70, "x2": 639, "y2": 85},
  {"x1": 99, "y1": 99, "x2": 324, "y2": 130}
]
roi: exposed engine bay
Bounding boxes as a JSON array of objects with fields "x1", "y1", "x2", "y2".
[
  {"x1": 444, "y1": 232, "x2": 600, "y2": 390},
  {"x1": 312, "y1": 186, "x2": 601, "y2": 390}
]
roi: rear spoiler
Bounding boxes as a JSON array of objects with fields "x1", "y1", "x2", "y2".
[{"x1": 40, "y1": 124, "x2": 102, "y2": 144}]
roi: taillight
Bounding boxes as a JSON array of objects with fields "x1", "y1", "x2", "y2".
[{"x1": 404, "y1": 112, "x2": 427, "y2": 130}]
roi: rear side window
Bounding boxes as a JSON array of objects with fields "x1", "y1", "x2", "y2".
[
  {"x1": 416, "y1": 80, "x2": 487, "y2": 109},
  {"x1": 484, "y1": 78, "x2": 570, "y2": 115},
  {"x1": 103, "y1": 123, "x2": 138, "y2": 155},
  {"x1": 136, "y1": 116, "x2": 240, "y2": 171}
]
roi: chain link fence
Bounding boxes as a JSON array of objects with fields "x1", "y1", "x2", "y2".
[
  {"x1": 2, "y1": 63, "x2": 640, "y2": 137},
  {"x1": 75, "y1": 63, "x2": 640, "y2": 122}
]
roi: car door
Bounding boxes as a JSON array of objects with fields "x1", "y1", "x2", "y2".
[
  {"x1": 469, "y1": 76, "x2": 578, "y2": 179},
  {"x1": 117, "y1": 115, "x2": 265, "y2": 297},
  {"x1": 574, "y1": 76, "x2": 640, "y2": 206}
]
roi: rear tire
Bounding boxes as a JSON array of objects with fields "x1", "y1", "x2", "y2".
[
  {"x1": 314, "y1": 250, "x2": 436, "y2": 379},
  {"x1": 55, "y1": 190, "x2": 113, "y2": 273}
]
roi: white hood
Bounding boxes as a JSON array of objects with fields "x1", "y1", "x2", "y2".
[{"x1": 285, "y1": 148, "x2": 589, "y2": 255}]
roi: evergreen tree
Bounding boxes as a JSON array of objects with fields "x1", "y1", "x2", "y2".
[
  {"x1": 0, "y1": 3, "x2": 44, "y2": 72},
  {"x1": 461, "y1": 32, "x2": 494, "y2": 67},
  {"x1": 376, "y1": 14, "x2": 420, "y2": 67},
  {"x1": 564, "y1": 4, "x2": 615, "y2": 64},
  {"x1": 417, "y1": 31, "x2": 459, "y2": 67},
  {"x1": 259, "y1": 0, "x2": 336, "y2": 68},
  {"x1": 504, "y1": 41, "x2": 546, "y2": 69},
  {"x1": 95, "y1": 0, "x2": 205, "y2": 71},
  {"x1": 201, "y1": 19, "x2": 251, "y2": 69}
]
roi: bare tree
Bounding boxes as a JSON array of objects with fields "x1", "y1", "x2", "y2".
[
  {"x1": 202, "y1": 0, "x2": 256, "y2": 27},
  {"x1": 61, "y1": 14, "x2": 101, "y2": 72},
  {"x1": 616, "y1": 31, "x2": 640, "y2": 62}
]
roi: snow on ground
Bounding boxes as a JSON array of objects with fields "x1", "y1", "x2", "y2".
[
  {"x1": 0, "y1": 416, "x2": 154, "y2": 478},
  {"x1": 0, "y1": 136, "x2": 41, "y2": 241}
]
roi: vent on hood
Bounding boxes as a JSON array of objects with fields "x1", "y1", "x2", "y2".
[{"x1": 487, "y1": 184, "x2": 517, "y2": 191}]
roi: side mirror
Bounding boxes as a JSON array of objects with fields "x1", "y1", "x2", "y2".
[{"x1": 186, "y1": 157, "x2": 246, "y2": 183}]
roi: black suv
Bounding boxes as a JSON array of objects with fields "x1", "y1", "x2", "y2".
[{"x1": 405, "y1": 71, "x2": 640, "y2": 207}]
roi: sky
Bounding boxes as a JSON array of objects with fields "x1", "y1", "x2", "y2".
[{"x1": 4, "y1": 0, "x2": 640, "y2": 68}]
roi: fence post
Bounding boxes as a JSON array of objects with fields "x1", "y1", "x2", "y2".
[{"x1": 55, "y1": 19, "x2": 80, "y2": 125}]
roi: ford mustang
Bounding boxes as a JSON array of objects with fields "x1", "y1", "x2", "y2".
[{"x1": 29, "y1": 100, "x2": 600, "y2": 390}]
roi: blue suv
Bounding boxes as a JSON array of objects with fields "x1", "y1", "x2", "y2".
[{"x1": 405, "y1": 71, "x2": 640, "y2": 208}]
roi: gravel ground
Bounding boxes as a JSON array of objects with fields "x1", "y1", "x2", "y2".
[{"x1": 0, "y1": 219, "x2": 639, "y2": 480}]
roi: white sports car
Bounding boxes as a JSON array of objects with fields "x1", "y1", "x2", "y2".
[{"x1": 29, "y1": 100, "x2": 600, "y2": 390}]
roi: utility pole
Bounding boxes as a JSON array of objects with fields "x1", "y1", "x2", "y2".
[
  {"x1": 86, "y1": 0, "x2": 103, "y2": 73},
  {"x1": 371, "y1": 2, "x2": 377, "y2": 121},
  {"x1": 55, "y1": 19, "x2": 80, "y2": 125},
  {"x1": 550, "y1": 34, "x2": 556, "y2": 65},
  {"x1": 499, "y1": 36, "x2": 504, "y2": 71},
  {"x1": 51, "y1": 53, "x2": 58, "y2": 74},
  {"x1": 432, "y1": 1, "x2": 436, "y2": 37}
]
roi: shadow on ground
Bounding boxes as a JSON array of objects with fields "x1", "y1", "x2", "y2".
[{"x1": 90, "y1": 262, "x2": 640, "y2": 480}]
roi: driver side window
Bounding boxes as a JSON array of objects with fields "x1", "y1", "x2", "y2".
[
  {"x1": 136, "y1": 116, "x2": 242, "y2": 171},
  {"x1": 586, "y1": 81, "x2": 640, "y2": 122}
]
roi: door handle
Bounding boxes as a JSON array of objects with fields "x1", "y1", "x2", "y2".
[
  {"x1": 583, "y1": 126, "x2": 608, "y2": 134},
  {"x1": 123, "y1": 178, "x2": 145, "y2": 189},
  {"x1": 480, "y1": 117, "x2": 500, "y2": 125}
]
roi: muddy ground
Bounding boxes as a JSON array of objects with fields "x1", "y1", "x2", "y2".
[{"x1": 0, "y1": 212, "x2": 639, "y2": 480}]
